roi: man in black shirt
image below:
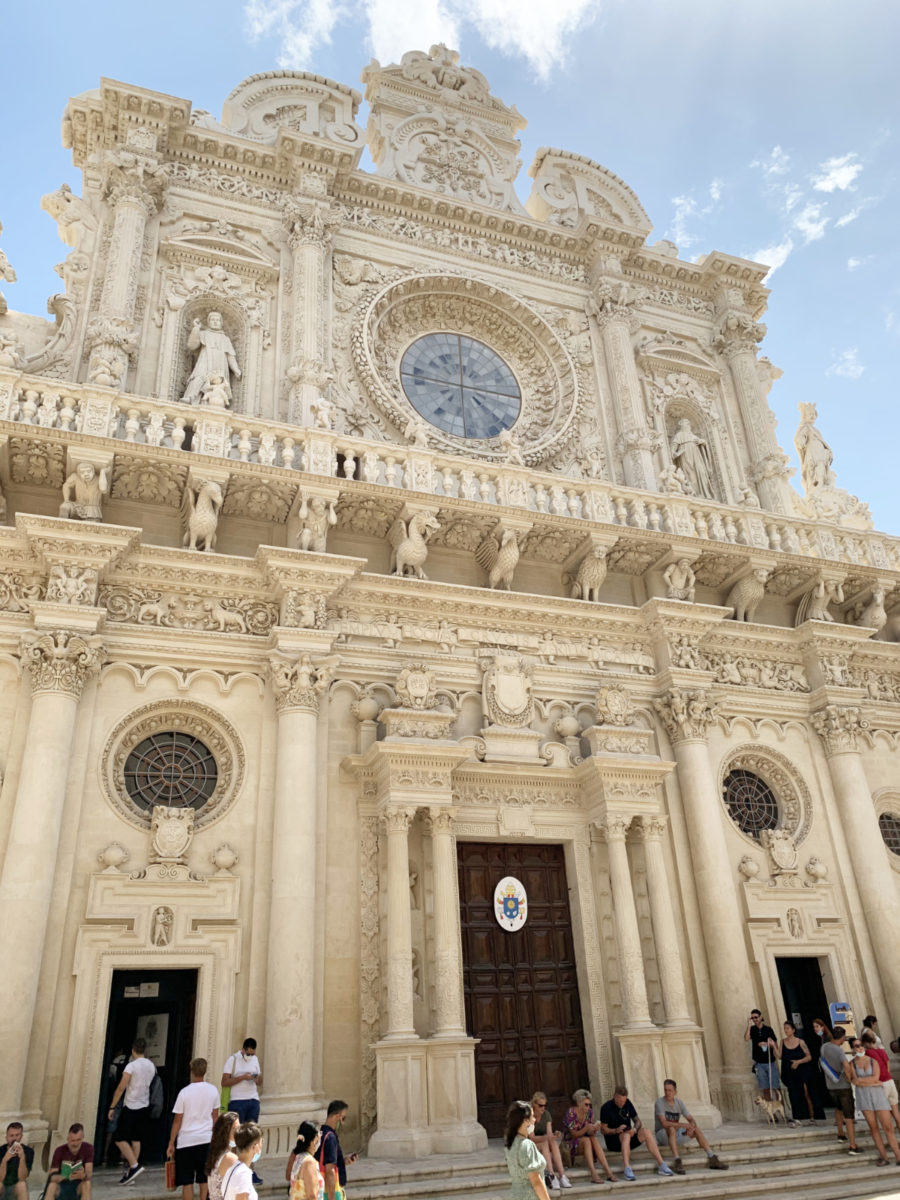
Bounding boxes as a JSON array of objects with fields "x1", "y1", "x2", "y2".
[
  {"x1": 745, "y1": 1008, "x2": 781, "y2": 1098},
  {"x1": 598, "y1": 1086, "x2": 674, "y2": 1181}
]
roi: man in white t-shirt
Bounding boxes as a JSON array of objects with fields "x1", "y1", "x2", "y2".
[
  {"x1": 107, "y1": 1038, "x2": 157, "y2": 1184},
  {"x1": 221, "y1": 1038, "x2": 263, "y2": 1183},
  {"x1": 167, "y1": 1059, "x2": 220, "y2": 1200}
]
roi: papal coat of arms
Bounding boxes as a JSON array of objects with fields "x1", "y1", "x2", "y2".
[{"x1": 494, "y1": 875, "x2": 527, "y2": 932}]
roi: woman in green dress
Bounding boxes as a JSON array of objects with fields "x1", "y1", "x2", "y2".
[{"x1": 504, "y1": 1101, "x2": 552, "y2": 1200}]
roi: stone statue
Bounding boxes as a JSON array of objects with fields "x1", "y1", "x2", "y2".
[
  {"x1": 150, "y1": 906, "x2": 174, "y2": 947},
  {"x1": 476, "y1": 525, "x2": 521, "y2": 591},
  {"x1": 0, "y1": 220, "x2": 16, "y2": 315},
  {"x1": 311, "y1": 396, "x2": 333, "y2": 429},
  {"x1": 663, "y1": 558, "x2": 697, "y2": 602},
  {"x1": 59, "y1": 462, "x2": 108, "y2": 521},
  {"x1": 200, "y1": 372, "x2": 231, "y2": 410},
  {"x1": 498, "y1": 428, "x2": 525, "y2": 466},
  {"x1": 726, "y1": 567, "x2": 770, "y2": 622},
  {"x1": 670, "y1": 418, "x2": 715, "y2": 499},
  {"x1": 851, "y1": 586, "x2": 887, "y2": 632},
  {"x1": 296, "y1": 494, "x2": 337, "y2": 552},
  {"x1": 569, "y1": 546, "x2": 608, "y2": 602},
  {"x1": 0, "y1": 330, "x2": 21, "y2": 368},
  {"x1": 794, "y1": 402, "x2": 835, "y2": 493},
  {"x1": 403, "y1": 415, "x2": 429, "y2": 447},
  {"x1": 388, "y1": 510, "x2": 441, "y2": 578},
  {"x1": 182, "y1": 479, "x2": 224, "y2": 552},
  {"x1": 181, "y1": 312, "x2": 241, "y2": 405},
  {"x1": 658, "y1": 463, "x2": 688, "y2": 495},
  {"x1": 794, "y1": 575, "x2": 843, "y2": 626}
]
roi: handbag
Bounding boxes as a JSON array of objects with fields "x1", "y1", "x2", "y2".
[
  {"x1": 318, "y1": 1132, "x2": 345, "y2": 1200},
  {"x1": 165, "y1": 1159, "x2": 176, "y2": 1192}
]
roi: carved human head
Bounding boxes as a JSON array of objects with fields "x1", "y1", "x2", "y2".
[
  {"x1": 678, "y1": 418, "x2": 691, "y2": 429},
  {"x1": 207, "y1": 311, "x2": 223, "y2": 329},
  {"x1": 77, "y1": 462, "x2": 96, "y2": 481}
]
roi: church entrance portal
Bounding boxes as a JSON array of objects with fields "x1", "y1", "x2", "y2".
[
  {"x1": 457, "y1": 842, "x2": 588, "y2": 1136},
  {"x1": 95, "y1": 969, "x2": 198, "y2": 1163}
]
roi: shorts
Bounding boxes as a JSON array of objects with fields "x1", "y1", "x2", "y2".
[
  {"x1": 831, "y1": 1089, "x2": 855, "y2": 1119},
  {"x1": 116, "y1": 1104, "x2": 152, "y2": 1145},
  {"x1": 175, "y1": 1144, "x2": 209, "y2": 1185},
  {"x1": 603, "y1": 1131, "x2": 641, "y2": 1153},
  {"x1": 57, "y1": 1182, "x2": 83, "y2": 1200},
  {"x1": 754, "y1": 1063, "x2": 780, "y2": 1091},
  {"x1": 884, "y1": 1079, "x2": 899, "y2": 1107}
]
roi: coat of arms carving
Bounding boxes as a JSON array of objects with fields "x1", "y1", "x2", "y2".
[
  {"x1": 149, "y1": 805, "x2": 194, "y2": 864},
  {"x1": 479, "y1": 654, "x2": 534, "y2": 728}
]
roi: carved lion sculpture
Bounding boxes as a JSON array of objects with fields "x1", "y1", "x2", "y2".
[
  {"x1": 569, "y1": 546, "x2": 608, "y2": 602},
  {"x1": 726, "y1": 567, "x2": 771, "y2": 623}
]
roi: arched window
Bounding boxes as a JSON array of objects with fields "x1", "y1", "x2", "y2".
[
  {"x1": 123, "y1": 731, "x2": 218, "y2": 812},
  {"x1": 878, "y1": 811, "x2": 900, "y2": 857}
]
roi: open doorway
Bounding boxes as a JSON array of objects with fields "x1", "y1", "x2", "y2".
[
  {"x1": 95, "y1": 969, "x2": 198, "y2": 1165},
  {"x1": 776, "y1": 956, "x2": 831, "y2": 1112}
]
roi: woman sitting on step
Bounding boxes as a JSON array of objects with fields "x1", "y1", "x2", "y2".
[
  {"x1": 562, "y1": 1089, "x2": 616, "y2": 1185},
  {"x1": 529, "y1": 1092, "x2": 571, "y2": 1191}
]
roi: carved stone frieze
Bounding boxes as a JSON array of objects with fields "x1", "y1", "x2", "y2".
[
  {"x1": 98, "y1": 584, "x2": 277, "y2": 635},
  {"x1": 703, "y1": 646, "x2": 807, "y2": 692},
  {"x1": 111, "y1": 455, "x2": 188, "y2": 507},
  {"x1": 0, "y1": 571, "x2": 45, "y2": 612},
  {"x1": 653, "y1": 688, "x2": 718, "y2": 743},
  {"x1": 46, "y1": 562, "x2": 100, "y2": 606},
  {"x1": 9, "y1": 437, "x2": 67, "y2": 489},
  {"x1": 222, "y1": 476, "x2": 295, "y2": 523},
  {"x1": 607, "y1": 539, "x2": 662, "y2": 576},
  {"x1": 335, "y1": 494, "x2": 401, "y2": 538}
]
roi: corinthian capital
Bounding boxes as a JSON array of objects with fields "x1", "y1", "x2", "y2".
[
  {"x1": 381, "y1": 804, "x2": 417, "y2": 834},
  {"x1": 268, "y1": 651, "x2": 336, "y2": 713},
  {"x1": 638, "y1": 815, "x2": 668, "y2": 842},
  {"x1": 283, "y1": 197, "x2": 342, "y2": 250},
  {"x1": 653, "y1": 687, "x2": 718, "y2": 743},
  {"x1": 20, "y1": 629, "x2": 104, "y2": 698},
  {"x1": 103, "y1": 150, "x2": 167, "y2": 213},
  {"x1": 810, "y1": 704, "x2": 870, "y2": 755},
  {"x1": 596, "y1": 814, "x2": 631, "y2": 842},
  {"x1": 712, "y1": 309, "x2": 766, "y2": 357}
]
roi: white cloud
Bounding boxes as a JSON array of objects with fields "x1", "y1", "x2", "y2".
[
  {"x1": 753, "y1": 237, "x2": 794, "y2": 280},
  {"x1": 847, "y1": 255, "x2": 873, "y2": 271},
  {"x1": 244, "y1": 0, "x2": 597, "y2": 79},
  {"x1": 665, "y1": 179, "x2": 723, "y2": 249},
  {"x1": 886, "y1": 312, "x2": 898, "y2": 335},
  {"x1": 826, "y1": 347, "x2": 864, "y2": 379},
  {"x1": 751, "y1": 146, "x2": 791, "y2": 177},
  {"x1": 793, "y1": 201, "x2": 829, "y2": 244},
  {"x1": 812, "y1": 152, "x2": 862, "y2": 193}
]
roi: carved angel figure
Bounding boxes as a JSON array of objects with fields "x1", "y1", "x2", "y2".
[
  {"x1": 181, "y1": 479, "x2": 223, "y2": 552},
  {"x1": 0, "y1": 221, "x2": 16, "y2": 315},
  {"x1": 663, "y1": 558, "x2": 696, "y2": 602},
  {"x1": 726, "y1": 567, "x2": 770, "y2": 622},
  {"x1": 0, "y1": 330, "x2": 21, "y2": 368},
  {"x1": 201, "y1": 372, "x2": 231, "y2": 410},
  {"x1": 296, "y1": 494, "x2": 337, "y2": 553},
  {"x1": 794, "y1": 402, "x2": 835, "y2": 493},
  {"x1": 181, "y1": 312, "x2": 241, "y2": 405},
  {"x1": 569, "y1": 546, "x2": 607, "y2": 602},
  {"x1": 403, "y1": 415, "x2": 429, "y2": 447},
  {"x1": 59, "y1": 462, "x2": 108, "y2": 521},
  {"x1": 670, "y1": 418, "x2": 715, "y2": 499},
  {"x1": 794, "y1": 575, "x2": 844, "y2": 626},
  {"x1": 498, "y1": 428, "x2": 525, "y2": 466},
  {"x1": 389, "y1": 510, "x2": 440, "y2": 578},
  {"x1": 476, "y1": 526, "x2": 520, "y2": 590}
]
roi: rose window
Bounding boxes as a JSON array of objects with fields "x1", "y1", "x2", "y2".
[
  {"x1": 878, "y1": 812, "x2": 900, "y2": 856},
  {"x1": 123, "y1": 731, "x2": 219, "y2": 812},
  {"x1": 722, "y1": 769, "x2": 779, "y2": 840},
  {"x1": 399, "y1": 333, "x2": 521, "y2": 439}
]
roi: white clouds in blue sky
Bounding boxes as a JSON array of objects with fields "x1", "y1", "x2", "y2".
[{"x1": 826, "y1": 348, "x2": 865, "y2": 380}]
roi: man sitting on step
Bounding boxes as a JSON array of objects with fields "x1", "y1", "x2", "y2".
[
  {"x1": 653, "y1": 1080, "x2": 728, "y2": 1174},
  {"x1": 599, "y1": 1085, "x2": 675, "y2": 1181}
]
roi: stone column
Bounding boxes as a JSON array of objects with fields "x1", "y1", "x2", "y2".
[
  {"x1": 653, "y1": 688, "x2": 756, "y2": 1099},
  {"x1": 382, "y1": 804, "x2": 418, "y2": 1040},
  {"x1": 262, "y1": 653, "x2": 328, "y2": 1124},
  {"x1": 599, "y1": 815, "x2": 654, "y2": 1028},
  {"x1": 427, "y1": 809, "x2": 466, "y2": 1037},
  {"x1": 0, "y1": 630, "x2": 102, "y2": 1122},
  {"x1": 810, "y1": 705, "x2": 900, "y2": 1033},
  {"x1": 283, "y1": 188, "x2": 341, "y2": 426},
  {"x1": 638, "y1": 817, "x2": 692, "y2": 1026}
]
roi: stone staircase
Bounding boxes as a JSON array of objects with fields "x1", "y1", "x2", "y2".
[{"x1": 92, "y1": 1125, "x2": 900, "y2": 1200}]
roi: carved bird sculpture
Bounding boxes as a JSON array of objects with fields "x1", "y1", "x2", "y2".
[
  {"x1": 569, "y1": 546, "x2": 608, "y2": 602},
  {"x1": 181, "y1": 479, "x2": 223, "y2": 553},
  {"x1": 476, "y1": 527, "x2": 520, "y2": 590},
  {"x1": 388, "y1": 511, "x2": 440, "y2": 578}
]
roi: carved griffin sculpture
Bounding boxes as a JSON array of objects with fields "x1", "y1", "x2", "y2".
[
  {"x1": 476, "y1": 526, "x2": 521, "y2": 590},
  {"x1": 388, "y1": 510, "x2": 440, "y2": 578}
]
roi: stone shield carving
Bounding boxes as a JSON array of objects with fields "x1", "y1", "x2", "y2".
[{"x1": 480, "y1": 654, "x2": 534, "y2": 728}]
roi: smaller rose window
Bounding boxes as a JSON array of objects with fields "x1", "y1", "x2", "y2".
[
  {"x1": 878, "y1": 812, "x2": 900, "y2": 856},
  {"x1": 123, "y1": 731, "x2": 218, "y2": 812},
  {"x1": 399, "y1": 333, "x2": 521, "y2": 439},
  {"x1": 723, "y1": 769, "x2": 779, "y2": 840}
]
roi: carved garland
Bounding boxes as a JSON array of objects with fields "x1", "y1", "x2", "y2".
[
  {"x1": 718, "y1": 745, "x2": 812, "y2": 847},
  {"x1": 351, "y1": 273, "x2": 581, "y2": 465},
  {"x1": 100, "y1": 699, "x2": 245, "y2": 831}
]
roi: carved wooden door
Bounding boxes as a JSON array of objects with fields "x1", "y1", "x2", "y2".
[{"x1": 457, "y1": 841, "x2": 589, "y2": 1136}]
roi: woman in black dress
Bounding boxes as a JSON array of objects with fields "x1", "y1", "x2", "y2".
[{"x1": 780, "y1": 1021, "x2": 818, "y2": 1124}]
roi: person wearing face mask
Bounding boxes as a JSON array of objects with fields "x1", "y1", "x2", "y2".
[
  {"x1": 847, "y1": 1039, "x2": 900, "y2": 1166},
  {"x1": 317, "y1": 1102, "x2": 358, "y2": 1200},
  {"x1": 205, "y1": 1114, "x2": 239, "y2": 1200},
  {"x1": 221, "y1": 1040, "x2": 263, "y2": 1185},
  {"x1": 504, "y1": 1101, "x2": 551, "y2": 1200},
  {"x1": 221, "y1": 1124, "x2": 263, "y2": 1200}
]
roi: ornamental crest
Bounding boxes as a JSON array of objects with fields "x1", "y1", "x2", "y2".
[
  {"x1": 149, "y1": 805, "x2": 194, "y2": 864},
  {"x1": 494, "y1": 876, "x2": 527, "y2": 932},
  {"x1": 394, "y1": 662, "x2": 437, "y2": 710},
  {"x1": 480, "y1": 654, "x2": 533, "y2": 728},
  {"x1": 760, "y1": 828, "x2": 798, "y2": 877}
]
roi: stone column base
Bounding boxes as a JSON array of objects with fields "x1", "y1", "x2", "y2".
[
  {"x1": 425, "y1": 1037, "x2": 488, "y2": 1153},
  {"x1": 259, "y1": 1104, "x2": 326, "y2": 1158},
  {"x1": 615, "y1": 1025, "x2": 722, "y2": 1129},
  {"x1": 710, "y1": 1067, "x2": 758, "y2": 1121}
]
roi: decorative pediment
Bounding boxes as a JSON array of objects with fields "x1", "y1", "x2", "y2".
[
  {"x1": 636, "y1": 332, "x2": 720, "y2": 377},
  {"x1": 526, "y1": 147, "x2": 652, "y2": 233},
  {"x1": 220, "y1": 71, "x2": 363, "y2": 149}
]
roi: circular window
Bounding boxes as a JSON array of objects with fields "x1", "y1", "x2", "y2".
[
  {"x1": 123, "y1": 732, "x2": 219, "y2": 812},
  {"x1": 723, "y1": 769, "x2": 779, "y2": 840},
  {"x1": 878, "y1": 812, "x2": 900, "y2": 856},
  {"x1": 399, "y1": 333, "x2": 521, "y2": 439}
]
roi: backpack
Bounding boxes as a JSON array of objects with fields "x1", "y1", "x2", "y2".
[{"x1": 149, "y1": 1071, "x2": 164, "y2": 1119}]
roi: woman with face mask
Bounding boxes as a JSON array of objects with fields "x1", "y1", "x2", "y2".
[
  {"x1": 205, "y1": 1112, "x2": 239, "y2": 1200},
  {"x1": 846, "y1": 1039, "x2": 900, "y2": 1166},
  {"x1": 222, "y1": 1124, "x2": 263, "y2": 1200},
  {"x1": 504, "y1": 1102, "x2": 551, "y2": 1200}
]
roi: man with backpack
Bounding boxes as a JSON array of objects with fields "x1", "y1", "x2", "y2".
[{"x1": 106, "y1": 1037, "x2": 159, "y2": 1184}]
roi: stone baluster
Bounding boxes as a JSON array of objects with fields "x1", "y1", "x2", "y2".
[
  {"x1": 638, "y1": 816, "x2": 693, "y2": 1026},
  {"x1": 810, "y1": 705, "x2": 900, "y2": 1033},
  {"x1": 597, "y1": 815, "x2": 654, "y2": 1028},
  {"x1": 0, "y1": 630, "x2": 103, "y2": 1122},
  {"x1": 263, "y1": 652, "x2": 330, "y2": 1119},
  {"x1": 653, "y1": 688, "x2": 755, "y2": 1092},
  {"x1": 426, "y1": 809, "x2": 465, "y2": 1037},
  {"x1": 382, "y1": 804, "x2": 418, "y2": 1040}
]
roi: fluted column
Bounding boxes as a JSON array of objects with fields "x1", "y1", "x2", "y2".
[
  {"x1": 382, "y1": 805, "x2": 418, "y2": 1040},
  {"x1": 638, "y1": 817, "x2": 693, "y2": 1026},
  {"x1": 263, "y1": 653, "x2": 327, "y2": 1115},
  {"x1": 811, "y1": 705, "x2": 900, "y2": 1033},
  {"x1": 653, "y1": 688, "x2": 755, "y2": 1080},
  {"x1": 0, "y1": 630, "x2": 102, "y2": 1120},
  {"x1": 427, "y1": 809, "x2": 465, "y2": 1037},
  {"x1": 599, "y1": 815, "x2": 653, "y2": 1028}
]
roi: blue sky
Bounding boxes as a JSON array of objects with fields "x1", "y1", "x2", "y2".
[{"x1": 2, "y1": 1, "x2": 897, "y2": 531}]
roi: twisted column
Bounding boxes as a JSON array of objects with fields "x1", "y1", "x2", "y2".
[
  {"x1": 638, "y1": 817, "x2": 692, "y2": 1026},
  {"x1": 599, "y1": 815, "x2": 654, "y2": 1028}
]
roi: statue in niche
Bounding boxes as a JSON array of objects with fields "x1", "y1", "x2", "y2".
[
  {"x1": 663, "y1": 558, "x2": 697, "y2": 602},
  {"x1": 201, "y1": 373, "x2": 232, "y2": 410},
  {"x1": 150, "y1": 906, "x2": 174, "y2": 947},
  {"x1": 59, "y1": 462, "x2": 108, "y2": 521},
  {"x1": 794, "y1": 402, "x2": 835, "y2": 493},
  {"x1": 670, "y1": 418, "x2": 714, "y2": 499},
  {"x1": 181, "y1": 312, "x2": 241, "y2": 406}
]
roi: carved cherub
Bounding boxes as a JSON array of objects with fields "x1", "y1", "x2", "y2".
[
  {"x1": 403, "y1": 415, "x2": 429, "y2": 447},
  {"x1": 498, "y1": 428, "x2": 525, "y2": 466},
  {"x1": 311, "y1": 396, "x2": 333, "y2": 429},
  {"x1": 200, "y1": 372, "x2": 231, "y2": 410}
]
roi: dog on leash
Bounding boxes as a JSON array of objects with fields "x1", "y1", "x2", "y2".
[{"x1": 754, "y1": 1090, "x2": 786, "y2": 1124}]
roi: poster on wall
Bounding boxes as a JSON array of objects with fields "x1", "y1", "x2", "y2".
[{"x1": 136, "y1": 1013, "x2": 169, "y2": 1065}]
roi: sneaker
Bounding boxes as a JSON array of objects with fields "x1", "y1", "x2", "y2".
[
  {"x1": 708, "y1": 1155, "x2": 728, "y2": 1170},
  {"x1": 657, "y1": 1163, "x2": 675, "y2": 1177},
  {"x1": 549, "y1": 1175, "x2": 560, "y2": 1190},
  {"x1": 123, "y1": 1166, "x2": 144, "y2": 1185},
  {"x1": 252, "y1": 1175, "x2": 263, "y2": 1187},
  {"x1": 559, "y1": 1176, "x2": 573, "y2": 1189},
  {"x1": 847, "y1": 1147, "x2": 862, "y2": 1156},
  {"x1": 672, "y1": 1158, "x2": 686, "y2": 1175},
  {"x1": 623, "y1": 1167, "x2": 635, "y2": 1181},
  {"x1": 118, "y1": 1171, "x2": 130, "y2": 1185}
]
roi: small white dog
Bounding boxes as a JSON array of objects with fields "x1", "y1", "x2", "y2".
[{"x1": 754, "y1": 1090, "x2": 786, "y2": 1124}]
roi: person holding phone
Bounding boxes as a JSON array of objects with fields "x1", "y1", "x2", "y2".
[
  {"x1": 317, "y1": 1102, "x2": 359, "y2": 1200},
  {"x1": 222, "y1": 1039, "x2": 263, "y2": 1184},
  {"x1": 1, "y1": 1124, "x2": 33, "y2": 1200},
  {"x1": 45, "y1": 1125, "x2": 94, "y2": 1200}
]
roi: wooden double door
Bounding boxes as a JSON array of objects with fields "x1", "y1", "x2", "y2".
[{"x1": 457, "y1": 841, "x2": 589, "y2": 1136}]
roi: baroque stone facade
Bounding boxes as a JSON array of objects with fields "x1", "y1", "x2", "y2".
[{"x1": 1, "y1": 44, "x2": 899, "y2": 1170}]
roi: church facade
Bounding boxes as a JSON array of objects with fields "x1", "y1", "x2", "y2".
[{"x1": 1, "y1": 45, "x2": 899, "y2": 1167}]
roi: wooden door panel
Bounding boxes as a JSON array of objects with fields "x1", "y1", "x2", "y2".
[{"x1": 458, "y1": 842, "x2": 590, "y2": 1137}]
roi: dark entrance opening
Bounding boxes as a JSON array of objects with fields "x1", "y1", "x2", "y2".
[
  {"x1": 457, "y1": 842, "x2": 588, "y2": 1137},
  {"x1": 94, "y1": 969, "x2": 198, "y2": 1164},
  {"x1": 776, "y1": 955, "x2": 831, "y2": 1111}
]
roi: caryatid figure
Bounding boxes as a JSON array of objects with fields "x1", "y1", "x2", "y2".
[
  {"x1": 59, "y1": 462, "x2": 109, "y2": 521},
  {"x1": 181, "y1": 311, "x2": 242, "y2": 405}
]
